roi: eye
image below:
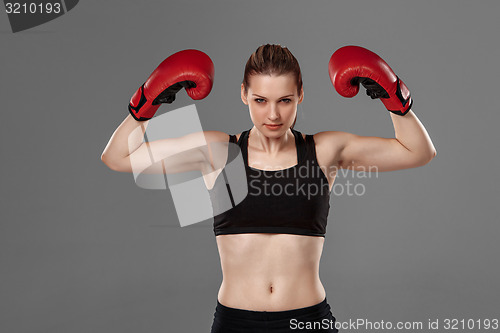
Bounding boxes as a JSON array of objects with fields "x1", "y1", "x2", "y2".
[
  {"x1": 281, "y1": 98, "x2": 292, "y2": 103},
  {"x1": 254, "y1": 98, "x2": 265, "y2": 103}
]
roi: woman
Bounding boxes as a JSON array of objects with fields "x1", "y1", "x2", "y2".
[{"x1": 101, "y1": 44, "x2": 436, "y2": 332}]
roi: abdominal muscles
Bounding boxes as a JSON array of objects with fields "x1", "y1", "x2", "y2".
[{"x1": 216, "y1": 233, "x2": 326, "y2": 311}]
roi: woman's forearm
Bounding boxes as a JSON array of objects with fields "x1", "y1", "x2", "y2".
[{"x1": 391, "y1": 110, "x2": 437, "y2": 161}]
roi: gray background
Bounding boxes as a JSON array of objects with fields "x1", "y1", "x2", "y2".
[{"x1": 1, "y1": 1, "x2": 499, "y2": 332}]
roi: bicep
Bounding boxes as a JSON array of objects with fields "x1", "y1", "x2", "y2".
[
  {"x1": 118, "y1": 131, "x2": 229, "y2": 174},
  {"x1": 339, "y1": 133, "x2": 425, "y2": 172}
]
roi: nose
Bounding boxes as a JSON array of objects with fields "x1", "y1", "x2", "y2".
[{"x1": 268, "y1": 103, "x2": 280, "y2": 121}]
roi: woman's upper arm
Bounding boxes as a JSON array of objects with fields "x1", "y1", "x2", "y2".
[
  {"x1": 314, "y1": 131, "x2": 426, "y2": 173},
  {"x1": 110, "y1": 130, "x2": 230, "y2": 174}
]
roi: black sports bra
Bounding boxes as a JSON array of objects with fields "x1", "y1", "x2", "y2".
[{"x1": 208, "y1": 128, "x2": 331, "y2": 237}]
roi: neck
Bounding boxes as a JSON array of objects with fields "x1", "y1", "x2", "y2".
[{"x1": 249, "y1": 127, "x2": 294, "y2": 155}]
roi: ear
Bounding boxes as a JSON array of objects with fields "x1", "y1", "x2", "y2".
[
  {"x1": 241, "y1": 83, "x2": 248, "y2": 105},
  {"x1": 298, "y1": 87, "x2": 304, "y2": 104}
]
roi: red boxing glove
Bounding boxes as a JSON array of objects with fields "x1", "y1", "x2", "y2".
[
  {"x1": 328, "y1": 45, "x2": 412, "y2": 116},
  {"x1": 128, "y1": 49, "x2": 215, "y2": 121}
]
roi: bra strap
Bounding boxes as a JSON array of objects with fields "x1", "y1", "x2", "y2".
[
  {"x1": 227, "y1": 134, "x2": 239, "y2": 164},
  {"x1": 291, "y1": 128, "x2": 306, "y2": 165},
  {"x1": 304, "y1": 134, "x2": 318, "y2": 163},
  {"x1": 238, "y1": 129, "x2": 251, "y2": 166}
]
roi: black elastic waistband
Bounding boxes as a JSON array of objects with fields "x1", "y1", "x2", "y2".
[{"x1": 215, "y1": 298, "x2": 330, "y2": 321}]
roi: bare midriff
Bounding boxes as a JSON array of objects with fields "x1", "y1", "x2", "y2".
[{"x1": 216, "y1": 233, "x2": 326, "y2": 311}]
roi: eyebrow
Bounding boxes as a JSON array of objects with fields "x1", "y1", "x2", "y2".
[{"x1": 252, "y1": 94, "x2": 295, "y2": 99}]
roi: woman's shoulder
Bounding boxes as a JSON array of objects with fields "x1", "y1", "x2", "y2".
[
  {"x1": 293, "y1": 129, "x2": 307, "y2": 141},
  {"x1": 310, "y1": 130, "x2": 351, "y2": 147},
  {"x1": 202, "y1": 130, "x2": 238, "y2": 143},
  {"x1": 308, "y1": 130, "x2": 352, "y2": 167}
]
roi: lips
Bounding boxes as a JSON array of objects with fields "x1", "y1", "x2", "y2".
[{"x1": 265, "y1": 124, "x2": 282, "y2": 130}]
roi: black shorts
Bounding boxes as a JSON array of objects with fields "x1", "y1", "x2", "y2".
[{"x1": 210, "y1": 297, "x2": 339, "y2": 332}]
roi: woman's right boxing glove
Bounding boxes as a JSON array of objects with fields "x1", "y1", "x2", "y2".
[{"x1": 128, "y1": 49, "x2": 215, "y2": 121}]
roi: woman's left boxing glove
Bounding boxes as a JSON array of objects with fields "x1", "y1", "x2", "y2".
[
  {"x1": 328, "y1": 45, "x2": 412, "y2": 116},
  {"x1": 128, "y1": 49, "x2": 215, "y2": 121}
]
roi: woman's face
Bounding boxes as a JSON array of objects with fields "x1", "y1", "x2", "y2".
[{"x1": 241, "y1": 74, "x2": 303, "y2": 136}]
